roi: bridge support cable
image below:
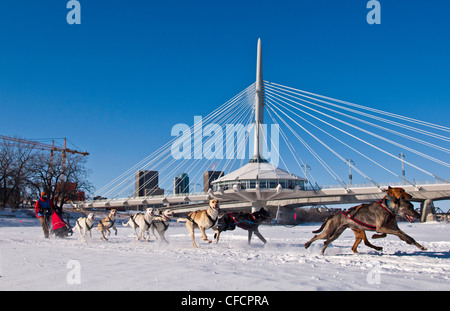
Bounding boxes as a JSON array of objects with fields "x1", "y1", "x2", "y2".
[
  {"x1": 267, "y1": 96, "x2": 407, "y2": 187},
  {"x1": 264, "y1": 81, "x2": 450, "y2": 184},
  {"x1": 265, "y1": 103, "x2": 320, "y2": 189},
  {"x1": 97, "y1": 83, "x2": 255, "y2": 198},
  {"x1": 264, "y1": 98, "x2": 349, "y2": 190},
  {"x1": 265, "y1": 84, "x2": 450, "y2": 168},
  {"x1": 267, "y1": 97, "x2": 402, "y2": 189},
  {"x1": 189, "y1": 108, "x2": 255, "y2": 192},
  {"x1": 266, "y1": 98, "x2": 380, "y2": 190},
  {"x1": 266, "y1": 89, "x2": 448, "y2": 185},
  {"x1": 106, "y1": 93, "x2": 248, "y2": 199},
  {"x1": 96, "y1": 83, "x2": 256, "y2": 200},
  {"x1": 134, "y1": 85, "x2": 255, "y2": 199},
  {"x1": 264, "y1": 81, "x2": 450, "y2": 134},
  {"x1": 265, "y1": 83, "x2": 450, "y2": 154},
  {"x1": 161, "y1": 93, "x2": 256, "y2": 196},
  {"x1": 215, "y1": 108, "x2": 255, "y2": 180}
]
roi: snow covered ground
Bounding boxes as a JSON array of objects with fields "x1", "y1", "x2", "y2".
[{"x1": 0, "y1": 208, "x2": 449, "y2": 291}]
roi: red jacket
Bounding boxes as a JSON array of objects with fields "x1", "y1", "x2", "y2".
[{"x1": 35, "y1": 197, "x2": 55, "y2": 218}]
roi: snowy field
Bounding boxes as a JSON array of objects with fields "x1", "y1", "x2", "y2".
[{"x1": 0, "y1": 208, "x2": 449, "y2": 291}]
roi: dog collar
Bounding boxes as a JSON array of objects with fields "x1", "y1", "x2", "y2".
[{"x1": 379, "y1": 198, "x2": 395, "y2": 215}]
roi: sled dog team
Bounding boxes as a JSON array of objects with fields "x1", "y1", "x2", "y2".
[
  {"x1": 73, "y1": 187, "x2": 427, "y2": 254},
  {"x1": 74, "y1": 208, "x2": 173, "y2": 243}
]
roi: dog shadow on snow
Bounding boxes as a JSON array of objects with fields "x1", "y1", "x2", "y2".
[
  {"x1": 389, "y1": 250, "x2": 450, "y2": 259},
  {"x1": 307, "y1": 244, "x2": 450, "y2": 259}
]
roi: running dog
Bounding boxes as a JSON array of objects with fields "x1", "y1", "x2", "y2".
[
  {"x1": 122, "y1": 213, "x2": 140, "y2": 237},
  {"x1": 122, "y1": 209, "x2": 153, "y2": 238},
  {"x1": 73, "y1": 213, "x2": 95, "y2": 242},
  {"x1": 305, "y1": 198, "x2": 426, "y2": 254},
  {"x1": 96, "y1": 209, "x2": 117, "y2": 241},
  {"x1": 180, "y1": 199, "x2": 220, "y2": 248},
  {"x1": 151, "y1": 210, "x2": 174, "y2": 243},
  {"x1": 350, "y1": 186, "x2": 413, "y2": 253},
  {"x1": 123, "y1": 208, "x2": 155, "y2": 241},
  {"x1": 214, "y1": 207, "x2": 271, "y2": 245}
]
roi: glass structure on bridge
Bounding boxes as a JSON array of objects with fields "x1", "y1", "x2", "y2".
[{"x1": 211, "y1": 160, "x2": 306, "y2": 192}]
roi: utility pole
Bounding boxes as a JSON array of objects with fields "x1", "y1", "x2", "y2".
[
  {"x1": 347, "y1": 158, "x2": 355, "y2": 187},
  {"x1": 399, "y1": 152, "x2": 406, "y2": 185},
  {"x1": 303, "y1": 164, "x2": 311, "y2": 182}
]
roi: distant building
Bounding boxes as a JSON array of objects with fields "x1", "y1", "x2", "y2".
[
  {"x1": 203, "y1": 171, "x2": 224, "y2": 192},
  {"x1": 174, "y1": 173, "x2": 189, "y2": 194},
  {"x1": 135, "y1": 170, "x2": 164, "y2": 197},
  {"x1": 56, "y1": 182, "x2": 86, "y2": 201}
]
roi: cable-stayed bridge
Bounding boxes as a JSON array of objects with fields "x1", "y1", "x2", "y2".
[{"x1": 79, "y1": 39, "x2": 450, "y2": 219}]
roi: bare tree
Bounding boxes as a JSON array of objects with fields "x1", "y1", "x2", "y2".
[
  {"x1": 28, "y1": 151, "x2": 93, "y2": 209},
  {"x1": 0, "y1": 143, "x2": 15, "y2": 207},
  {"x1": 0, "y1": 142, "x2": 36, "y2": 208}
]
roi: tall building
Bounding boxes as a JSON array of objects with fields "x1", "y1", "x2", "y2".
[
  {"x1": 174, "y1": 173, "x2": 189, "y2": 194},
  {"x1": 203, "y1": 171, "x2": 224, "y2": 192},
  {"x1": 135, "y1": 170, "x2": 164, "y2": 197}
]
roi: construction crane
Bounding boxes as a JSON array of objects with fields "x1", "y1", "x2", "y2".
[
  {"x1": 1, "y1": 135, "x2": 89, "y2": 196},
  {"x1": 0, "y1": 135, "x2": 89, "y2": 157}
]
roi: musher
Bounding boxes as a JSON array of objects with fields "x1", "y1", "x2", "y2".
[{"x1": 35, "y1": 191, "x2": 55, "y2": 238}]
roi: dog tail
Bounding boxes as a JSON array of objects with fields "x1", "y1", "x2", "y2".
[
  {"x1": 73, "y1": 222, "x2": 80, "y2": 232},
  {"x1": 96, "y1": 222, "x2": 104, "y2": 231},
  {"x1": 177, "y1": 218, "x2": 188, "y2": 223},
  {"x1": 312, "y1": 216, "x2": 332, "y2": 234}
]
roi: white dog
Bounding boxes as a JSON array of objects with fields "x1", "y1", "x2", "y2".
[
  {"x1": 73, "y1": 213, "x2": 95, "y2": 241},
  {"x1": 123, "y1": 208, "x2": 155, "y2": 241},
  {"x1": 122, "y1": 213, "x2": 141, "y2": 237},
  {"x1": 151, "y1": 210, "x2": 174, "y2": 243}
]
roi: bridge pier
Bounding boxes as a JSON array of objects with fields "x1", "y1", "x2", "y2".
[
  {"x1": 420, "y1": 199, "x2": 437, "y2": 223},
  {"x1": 274, "y1": 205, "x2": 296, "y2": 225},
  {"x1": 251, "y1": 201, "x2": 263, "y2": 213}
]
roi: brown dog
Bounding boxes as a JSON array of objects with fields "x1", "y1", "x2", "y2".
[
  {"x1": 350, "y1": 186, "x2": 413, "y2": 253},
  {"x1": 96, "y1": 209, "x2": 117, "y2": 241},
  {"x1": 183, "y1": 199, "x2": 220, "y2": 248},
  {"x1": 305, "y1": 197, "x2": 425, "y2": 254}
]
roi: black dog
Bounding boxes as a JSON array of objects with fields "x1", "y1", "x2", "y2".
[{"x1": 214, "y1": 207, "x2": 271, "y2": 244}]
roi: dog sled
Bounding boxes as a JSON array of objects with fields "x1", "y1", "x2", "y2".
[{"x1": 49, "y1": 209, "x2": 73, "y2": 238}]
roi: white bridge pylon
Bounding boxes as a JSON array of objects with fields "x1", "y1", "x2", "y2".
[{"x1": 81, "y1": 39, "x2": 450, "y2": 211}]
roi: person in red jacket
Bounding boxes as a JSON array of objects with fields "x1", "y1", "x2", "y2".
[{"x1": 35, "y1": 192, "x2": 55, "y2": 238}]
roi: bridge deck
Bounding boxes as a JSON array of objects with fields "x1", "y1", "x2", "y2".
[{"x1": 79, "y1": 183, "x2": 450, "y2": 213}]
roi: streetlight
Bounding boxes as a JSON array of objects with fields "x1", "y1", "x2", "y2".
[
  {"x1": 189, "y1": 183, "x2": 200, "y2": 194},
  {"x1": 347, "y1": 159, "x2": 355, "y2": 187},
  {"x1": 399, "y1": 152, "x2": 406, "y2": 185},
  {"x1": 303, "y1": 164, "x2": 311, "y2": 182}
]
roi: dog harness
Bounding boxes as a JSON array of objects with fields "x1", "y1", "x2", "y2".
[
  {"x1": 128, "y1": 213, "x2": 154, "y2": 230},
  {"x1": 340, "y1": 210, "x2": 376, "y2": 230},
  {"x1": 340, "y1": 198, "x2": 395, "y2": 230},
  {"x1": 128, "y1": 213, "x2": 143, "y2": 228},
  {"x1": 227, "y1": 212, "x2": 256, "y2": 230},
  {"x1": 152, "y1": 215, "x2": 169, "y2": 231},
  {"x1": 100, "y1": 217, "x2": 115, "y2": 229},
  {"x1": 377, "y1": 199, "x2": 396, "y2": 224},
  {"x1": 143, "y1": 216, "x2": 153, "y2": 230},
  {"x1": 77, "y1": 218, "x2": 93, "y2": 230},
  {"x1": 187, "y1": 207, "x2": 218, "y2": 229}
]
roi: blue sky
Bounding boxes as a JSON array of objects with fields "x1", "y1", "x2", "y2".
[{"x1": 1, "y1": 1, "x2": 449, "y2": 200}]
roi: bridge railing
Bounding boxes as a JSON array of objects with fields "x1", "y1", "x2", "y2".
[
  {"x1": 320, "y1": 180, "x2": 448, "y2": 190},
  {"x1": 83, "y1": 179, "x2": 449, "y2": 206}
]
